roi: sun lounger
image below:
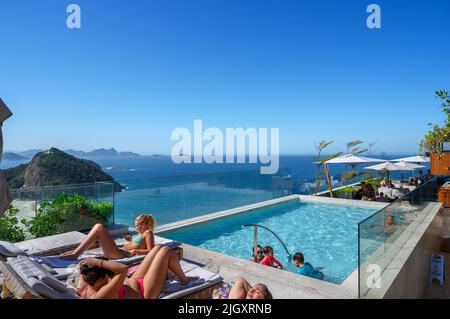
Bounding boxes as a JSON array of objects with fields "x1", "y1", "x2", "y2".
[
  {"x1": 0, "y1": 231, "x2": 87, "y2": 261},
  {"x1": 17, "y1": 234, "x2": 182, "y2": 280},
  {"x1": 0, "y1": 256, "x2": 222, "y2": 299},
  {"x1": 160, "y1": 260, "x2": 222, "y2": 299},
  {"x1": 0, "y1": 256, "x2": 79, "y2": 299}
]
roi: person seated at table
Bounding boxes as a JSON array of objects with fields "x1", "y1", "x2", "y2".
[
  {"x1": 376, "y1": 192, "x2": 390, "y2": 203},
  {"x1": 355, "y1": 187, "x2": 364, "y2": 200},
  {"x1": 388, "y1": 180, "x2": 396, "y2": 189},
  {"x1": 418, "y1": 170, "x2": 424, "y2": 184},
  {"x1": 380, "y1": 179, "x2": 388, "y2": 187},
  {"x1": 425, "y1": 169, "x2": 433, "y2": 181},
  {"x1": 408, "y1": 177, "x2": 417, "y2": 186},
  {"x1": 366, "y1": 183, "x2": 376, "y2": 199}
]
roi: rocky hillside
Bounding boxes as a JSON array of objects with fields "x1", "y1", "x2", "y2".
[{"x1": 4, "y1": 148, "x2": 122, "y2": 191}]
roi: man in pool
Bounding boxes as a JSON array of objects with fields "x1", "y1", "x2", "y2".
[
  {"x1": 293, "y1": 252, "x2": 324, "y2": 280},
  {"x1": 249, "y1": 245, "x2": 264, "y2": 263}
]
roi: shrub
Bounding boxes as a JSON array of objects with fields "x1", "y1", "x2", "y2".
[
  {"x1": 333, "y1": 186, "x2": 357, "y2": 199},
  {"x1": 0, "y1": 204, "x2": 26, "y2": 243},
  {"x1": 24, "y1": 193, "x2": 113, "y2": 238}
]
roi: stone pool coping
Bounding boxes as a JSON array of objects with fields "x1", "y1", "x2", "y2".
[
  {"x1": 155, "y1": 194, "x2": 388, "y2": 234},
  {"x1": 181, "y1": 242, "x2": 355, "y2": 299},
  {"x1": 153, "y1": 194, "x2": 388, "y2": 297}
]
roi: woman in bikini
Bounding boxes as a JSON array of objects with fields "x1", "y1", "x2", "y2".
[
  {"x1": 60, "y1": 214, "x2": 156, "y2": 260},
  {"x1": 77, "y1": 245, "x2": 197, "y2": 299}
]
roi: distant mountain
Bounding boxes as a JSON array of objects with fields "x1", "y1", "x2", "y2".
[
  {"x1": 65, "y1": 148, "x2": 141, "y2": 158},
  {"x1": 2, "y1": 152, "x2": 28, "y2": 161},
  {"x1": 4, "y1": 148, "x2": 122, "y2": 191},
  {"x1": 17, "y1": 149, "x2": 43, "y2": 158}
]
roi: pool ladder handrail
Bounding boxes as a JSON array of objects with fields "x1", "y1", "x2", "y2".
[{"x1": 243, "y1": 224, "x2": 293, "y2": 260}]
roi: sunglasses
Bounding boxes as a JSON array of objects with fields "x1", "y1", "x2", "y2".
[{"x1": 256, "y1": 251, "x2": 262, "y2": 254}]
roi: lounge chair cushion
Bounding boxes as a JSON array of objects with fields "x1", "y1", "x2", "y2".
[
  {"x1": 0, "y1": 241, "x2": 26, "y2": 257},
  {"x1": 160, "y1": 260, "x2": 222, "y2": 299},
  {"x1": 15, "y1": 231, "x2": 86, "y2": 256},
  {"x1": 27, "y1": 277, "x2": 79, "y2": 299},
  {"x1": 7, "y1": 256, "x2": 77, "y2": 296}
]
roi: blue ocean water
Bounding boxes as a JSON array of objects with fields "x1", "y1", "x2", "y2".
[
  {"x1": 162, "y1": 200, "x2": 378, "y2": 284},
  {"x1": 3, "y1": 155, "x2": 426, "y2": 227}
]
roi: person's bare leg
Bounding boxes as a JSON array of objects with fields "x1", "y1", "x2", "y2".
[
  {"x1": 229, "y1": 277, "x2": 252, "y2": 299},
  {"x1": 131, "y1": 245, "x2": 163, "y2": 279},
  {"x1": 60, "y1": 224, "x2": 124, "y2": 260},
  {"x1": 142, "y1": 247, "x2": 197, "y2": 299}
]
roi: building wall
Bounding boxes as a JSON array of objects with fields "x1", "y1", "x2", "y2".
[{"x1": 383, "y1": 208, "x2": 445, "y2": 299}]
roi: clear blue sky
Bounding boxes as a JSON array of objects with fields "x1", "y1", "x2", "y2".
[{"x1": 1, "y1": 0, "x2": 449, "y2": 155}]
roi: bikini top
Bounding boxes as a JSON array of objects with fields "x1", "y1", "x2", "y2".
[
  {"x1": 79, "y1": 284, "x2": 127, "y2": 299},
  {"x1": 132, "y1": 233, "x2": 144, "y2": 246}
]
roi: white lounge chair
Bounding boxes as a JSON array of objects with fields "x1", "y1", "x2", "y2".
[
  {"x1": 0, "y1": 231, "x2": 87, "y2": 261},
  {"x1": 0, "y1": 256, "x2": 222, "y2": 299}
]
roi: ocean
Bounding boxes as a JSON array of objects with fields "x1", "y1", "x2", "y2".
[{"x1": 3, "y1": 155, "x2": 427, "y2": 227}]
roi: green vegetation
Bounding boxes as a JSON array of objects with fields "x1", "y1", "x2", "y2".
[
  {"x1": 0, "y1": 205, "x2": 26, "y2": 243},
  {"x1": 24, "y1": 193, "x2": 113, "y2": 238},
  {"x1": 419, "y1": 90, "x2": 450, "y2": 155},
  {"x1": 332, "y1": 186, "x2": 358, "y2": 199},
  {"x1": 3, "y1": 164, "x2": 27, "y2": 189},
  {"x1": 4, "y1": 148, "x2": 122, "y2": 191}
]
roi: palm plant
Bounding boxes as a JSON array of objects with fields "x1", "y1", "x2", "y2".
[{"x1": 314, "y1": 140, "x2": 342, "y2": 195}]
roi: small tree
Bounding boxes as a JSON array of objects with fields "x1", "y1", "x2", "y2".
[
  {"x1": 419, "y1": 90, "x2": 450, "y2": 155},
  {"x1": 343, "y1": 140, "x2": 369, "y2": 185},
  {"x1": 314, "y1": 140, "x2": 342, "y2": 194}
]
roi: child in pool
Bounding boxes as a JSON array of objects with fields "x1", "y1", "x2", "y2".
[{"x1": 260, "y1": 246, "x2": 283, "y2": 269}]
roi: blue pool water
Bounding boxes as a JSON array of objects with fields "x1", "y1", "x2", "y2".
[{"x1": 162, "y1": 200, "x2": 378, "y2": 284}]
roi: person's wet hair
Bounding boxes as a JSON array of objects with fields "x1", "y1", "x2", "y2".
[
  {"x1": 263, "y1": 246, "x2": 273, "y2": 255},
  {"x1": 80, "y1": 258, "x2": 114, "y2": 286},
  {"x1": 293, "y1": 252, "x2": 305, "y2": 264}
]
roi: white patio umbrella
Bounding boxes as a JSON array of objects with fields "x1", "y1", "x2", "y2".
[
  {"x1": 364, "y1": 162, "x2": 410, "y2": 186},
  {"x1": 325, "y1": 154, "x2": 387, "y2": 164},
  {"x1": 319, "y1": 154, "x2": 387, "y2": 196},
  {"x1": 0, "y1": 97, "x2": 13, "y2": 216},
  {"x1": 394, "y1": 161, "x2": 426, "y2": 182},
  {"x1": 393, "y1": 155, "x2": 430, "y2": 163}
]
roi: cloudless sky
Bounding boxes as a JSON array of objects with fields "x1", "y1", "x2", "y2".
[{"x1": 1, "y1": 0, "x2": 449, "y2": 155}]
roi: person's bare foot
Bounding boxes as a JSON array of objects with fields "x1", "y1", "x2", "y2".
[
  {"x1": 59, "y1": 250, "x2": 80, "y2": 260},
  {"x1": 180, "y1": 276, "x2": 200, "y2": 286}
]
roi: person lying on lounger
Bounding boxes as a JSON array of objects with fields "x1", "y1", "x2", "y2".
[
  {"x1": 228, "y1": 277, "x2": 273, "y2": 299},
  {"x1": 59, "y1": 214, "x2": 156, "y2": 260},
  {"x1": 77, "y1": 245, "x2": 198, "y2": 299}
]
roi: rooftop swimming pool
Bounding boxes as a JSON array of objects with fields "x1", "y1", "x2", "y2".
[{"x1": 162, "y1": 199, "x2": 379, "y2": 284}]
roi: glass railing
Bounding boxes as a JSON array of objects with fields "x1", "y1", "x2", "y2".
[
  {"x1": 114, "y1": 169, "x2": 296, "y2": 227},
  {"x1": 10, "y1": 182, "x2": 115, "y2": 239},
  {"x1": 358, "y1": 178, "x2": 439, "y2": 298}
]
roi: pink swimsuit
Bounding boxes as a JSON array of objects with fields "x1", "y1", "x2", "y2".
[{"x1": 80, "y1": 279, "x2": 145, "y2": 299}]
